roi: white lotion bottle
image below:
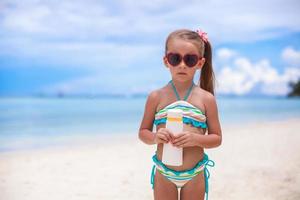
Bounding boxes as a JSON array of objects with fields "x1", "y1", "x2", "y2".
[{"x1": 162, "y1": 109, "x2": 183, "y2": 166}]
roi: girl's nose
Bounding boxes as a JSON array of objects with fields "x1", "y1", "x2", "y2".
[{"x1": 178, "y1": 61, "x2": 187, "y2": 69}]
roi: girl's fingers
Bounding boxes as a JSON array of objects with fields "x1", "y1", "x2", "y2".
[
  {"x1": 167, "y1": 133, "x2": 173, "y2": 141},
  {"x1": 169, "y1": 133, "x2": 175, "y2": 141},
  {"x1": 173, "y1": 133, "x2": 185, "y2": 139},
  {"x1": 173, "y1": 135, "x2": 187, "y2": 144},
  {"x1": 158, "y1": 133, "x2": 169, "y2": 142},
  {"x1": 166, "y1": 130, "x2": 178, "y2": 143},
  {"x1": 175, "y1": 136, "x2": 189, "y2": 145},
  {"x1": 165, "y1": 129, "x2": 175, "y2": 138},
  {"x1": 157, "y1": 138, "x2": 167, "y2": 144},
  {"x1": 161, "y1": 130, "x2": 172, "y2": 141},
  {"x1": 174, "y1": 139, "x2": 188, "y2": 147},
  {"x1": 173, "y1": 142, "x2": 182, "y2": 146},
  {"x1": 162, "y1": 137, "x2": 170, "y2": 143}
]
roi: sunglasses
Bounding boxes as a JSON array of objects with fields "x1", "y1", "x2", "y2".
[{"x1": 166, "y1": 52, "x2": 201, "y2": 68}]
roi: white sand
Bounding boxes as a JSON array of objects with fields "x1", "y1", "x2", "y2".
[{"x1": 1, "y1": 119, "x2": 300, "y2": 200}]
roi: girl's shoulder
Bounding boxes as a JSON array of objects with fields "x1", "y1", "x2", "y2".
[
  {"x1": 147, "y1": 88, "x2": 162, "y2": 104},
  {"x1": 147, "y1": 84, "x2": 170, "y2": 108},
  {"x1": 192, "y1": 86, "x2": 216, "y2": 103},
  {"x1": 148, "y1": 84, "x2": 170, "y2": 99}
]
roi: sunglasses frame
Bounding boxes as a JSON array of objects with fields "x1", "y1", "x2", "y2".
[{"x1": 165, "y1": 52, "x2": 202, "y2": 68}]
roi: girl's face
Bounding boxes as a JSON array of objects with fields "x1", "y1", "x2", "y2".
[{"x1": 163, "y1": 38, "x2": 205, "y2": 82}]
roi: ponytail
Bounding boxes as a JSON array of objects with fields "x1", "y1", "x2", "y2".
[{"x1": 199, "y1": 41, "x2": 215, "y2": 95}]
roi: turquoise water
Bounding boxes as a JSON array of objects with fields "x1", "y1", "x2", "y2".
[{"x1": 0, "y1": 97, "x2": 300, "y2": 151}]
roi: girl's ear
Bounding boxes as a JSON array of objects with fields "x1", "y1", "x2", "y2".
[
  {"x1": 163, "y1": 56, "x2": 169, "y2": 68},
  {"x1": 197, "y1": 57, "x2": 206, "y2": 70}
]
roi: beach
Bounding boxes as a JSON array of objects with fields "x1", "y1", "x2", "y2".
[{"x1": 1, "y1": 118, "x2": 300, "y2": 200}]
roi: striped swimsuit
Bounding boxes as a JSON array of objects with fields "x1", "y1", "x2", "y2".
[{"x1": 151, "y1": 80, "x2": 215, "y2": 200}]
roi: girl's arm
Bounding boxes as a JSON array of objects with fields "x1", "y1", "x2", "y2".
[
  {"x1": 138, "y1": 91, "x2": 160, "y2": 145},
  {"x1": 196, "y1": 93, "x2": 222, "y2": 148}
]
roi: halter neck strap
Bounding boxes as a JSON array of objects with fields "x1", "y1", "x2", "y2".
[{"x1": 169, "y1": 80, "x2": 194, "y2": 101}]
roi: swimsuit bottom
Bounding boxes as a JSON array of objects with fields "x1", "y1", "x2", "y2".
[{"x1": 151, "y1": 153, "x2": 215, "y2": 200}]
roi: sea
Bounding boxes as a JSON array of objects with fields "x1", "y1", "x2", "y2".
[{"x1": 0, "y1": 96, "x2": 300, "y2": 152}]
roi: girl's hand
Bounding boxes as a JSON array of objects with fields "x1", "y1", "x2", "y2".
[
  {"x1": 154, "y1": 128, "x2": 174, "y2": 144},
  {"x1": 172, "y1": 131, "x2": 198, "y2": 148}
]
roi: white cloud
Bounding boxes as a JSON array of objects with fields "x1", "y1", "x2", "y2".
[
  {"x1": 216, "y1": 47, "x2": 300, "y2": 95},
  {"x1": 281, "y1": 47, "x2": 300, "y2": 66},
  {"x1": 216, "y1": 48, "x2": 237, "y2": 61},
  {"x1": 260, "y1": 67, "x2": 300, "y2": 95}
]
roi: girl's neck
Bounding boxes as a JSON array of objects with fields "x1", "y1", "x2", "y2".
[{"x1": 171, "y1": 79, "x2": 194, "y2": 93}]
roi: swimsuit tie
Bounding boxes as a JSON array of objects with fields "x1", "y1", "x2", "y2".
[
  {"x1": 151, "y1": 165, "x2": 156, "y2": 189},
  {"x1": 204, "y1": 159, "x2": 215, "y2": 200}
]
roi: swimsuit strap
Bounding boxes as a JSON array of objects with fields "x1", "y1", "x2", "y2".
[{"x1": 169, "y1": 80, "x2": 194, "y2": 101}]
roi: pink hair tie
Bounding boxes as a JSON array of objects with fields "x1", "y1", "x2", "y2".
[{"x1": 196, "y1": 29, "x2": 209, "y2": 43}]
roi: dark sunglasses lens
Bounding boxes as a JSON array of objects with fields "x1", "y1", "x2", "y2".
[
  {"x1": 167, "y1": 53, "x2": 181, "y2": 66},
  {"x1": 184, "y1": 55, "x2": 198, "y2": 67}
]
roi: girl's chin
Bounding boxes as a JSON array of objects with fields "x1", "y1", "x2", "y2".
[{"x1": 172, "y1": 76, "x2": 193, "y2": 82}]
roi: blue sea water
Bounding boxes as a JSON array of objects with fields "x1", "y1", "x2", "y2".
[{"x1": 0, "y1": 96, "x2": 300, "y2": 151}]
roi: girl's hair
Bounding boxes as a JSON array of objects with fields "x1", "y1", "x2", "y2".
[{"x1": 165, "y1": 29, "x2": 215, "y2": 95}]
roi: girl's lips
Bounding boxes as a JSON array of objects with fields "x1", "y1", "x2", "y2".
[{"x1": 177, "y1": 72, "x2": 187, "y2": 75}]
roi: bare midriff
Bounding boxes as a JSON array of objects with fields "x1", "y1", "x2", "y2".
[{"x1": 155, "y1": 123, "x2": 206, "y2": 171}]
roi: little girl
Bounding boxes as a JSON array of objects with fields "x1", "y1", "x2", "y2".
[{"x1": 138, "y1": 28, "x2": 222, "y2": 200}]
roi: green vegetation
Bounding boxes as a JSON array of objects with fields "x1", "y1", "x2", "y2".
[{"x1": 288, "y1": 79, "x2": 300, "y2": 97}]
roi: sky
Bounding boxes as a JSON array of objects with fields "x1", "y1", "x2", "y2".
[{"x1": 0, "y1": 0, "x2": 300, "y2": 97}]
